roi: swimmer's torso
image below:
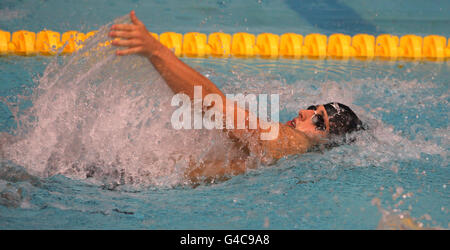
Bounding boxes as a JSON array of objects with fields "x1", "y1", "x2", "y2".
[{"x1": 185, "y1": 123, "x2": 313, "y2": 182}]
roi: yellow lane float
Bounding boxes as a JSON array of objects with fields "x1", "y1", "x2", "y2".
[
  {"x1": 279, "y1": 33, "x2": 303, "y2": 58},
  {"x1": 159, "y1": 32, "x2": 182, "y2": 56},
  {"x1": 182, "y1": 32, "x2": 207, "y2": 57},
  {"x1": 352, "y1": 34, "x2": 375, "y2": 58},
  {"x1": 207, "y1": 32, "x2": 231, "y2": 57},
  {"x1": 0, "y1": 29, "x2": 448, "y2": 61},
  {"x1": 231, "y1": 32, "x2": 256, "y2": 57},
  {"x1": 303, "y1": 33, "x2": 327, "y2": 58}
]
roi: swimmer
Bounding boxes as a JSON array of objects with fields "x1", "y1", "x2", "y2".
[{"x1": 109, "y1": 11, "x2": 364, "y2": 182}]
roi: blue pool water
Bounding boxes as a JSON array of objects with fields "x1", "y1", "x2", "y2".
[{"x1": 0, "y1": 0, "x2": 449, "y2": 229}]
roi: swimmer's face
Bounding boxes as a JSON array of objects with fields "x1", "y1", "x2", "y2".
[{"x1": 286, "y1": 105, "x2": 330, "y2": 138}]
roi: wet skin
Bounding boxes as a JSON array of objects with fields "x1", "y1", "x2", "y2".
[
  {"x1": 108, "y1": 11, "x2": 331, "y2": 182},
  {"x1": 286, "y1": 105, "x2": 330, "y2": 139}
]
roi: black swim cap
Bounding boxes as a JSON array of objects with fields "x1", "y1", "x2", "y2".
[{"x1": 323, "y1": 102, "x2": 364, "y2": 137}]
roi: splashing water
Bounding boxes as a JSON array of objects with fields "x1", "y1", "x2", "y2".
[
  {"x1": 2, "y1": 15, "x2": 238, "y2": 187},
  {"x1": 212, "y1": 68, "x2": 447, "y2": 173},
  {"x1": 0, "y1": 0, "x2": 448, "y2": 229},
  {"x1": 1, "y1": 15, "x2": 448, "y2": 195}
]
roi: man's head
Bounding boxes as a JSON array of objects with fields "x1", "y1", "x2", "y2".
[{"x1": 286, "y1": 102, "x2": 364, "y2": 141}]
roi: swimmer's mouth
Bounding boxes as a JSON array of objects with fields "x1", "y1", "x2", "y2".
[{"x1": 287, "y1": 120, "x2": 296, "y2": 128}]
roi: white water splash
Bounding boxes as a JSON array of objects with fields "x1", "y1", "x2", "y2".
[
  {"x1": 2, "y1": 15, "x2": 235, "y2": 187},
  {"x1": 2, "y1": 15, "x2": 447, "y2": 188}
]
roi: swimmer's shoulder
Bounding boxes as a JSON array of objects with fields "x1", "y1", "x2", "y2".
[{"x1": 254, "y1": 123, "x2": 313, "y2": 162}]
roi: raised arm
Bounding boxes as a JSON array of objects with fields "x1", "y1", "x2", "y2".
[
  {"x1": 109, "y1": 11, "x2": 313, "y2": 162},
  {"x1": 110, "y1": 11, "x2": 224, "y2": 101}
]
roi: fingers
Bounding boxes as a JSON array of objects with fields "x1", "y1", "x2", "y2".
[
  {"x1": 111, "y1": 39, "x2": 141, "y2": 47},
  {"x1": 110, "y1": 24, "x2": 134, "y2": 31},
  {"x1": 116, "y1": 47, "x2": 142, "y2": 56},
  {"x1": 109, "y1": 11, "x2": 148, "y2": 56},
  {"x1": 109, "y1": 30, "x2": 135, "y2": 39},
  {"x1": 130, "y1": 10, "x2": 143, "y2": 26}
]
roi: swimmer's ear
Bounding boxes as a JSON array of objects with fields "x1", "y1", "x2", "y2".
[{"x1": 130, "y1": 10, "x2": 143, "y2": 26}]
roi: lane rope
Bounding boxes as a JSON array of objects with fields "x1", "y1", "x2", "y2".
[{"x1": 1, "y1": 30, "x2": 449, "y2": 60}]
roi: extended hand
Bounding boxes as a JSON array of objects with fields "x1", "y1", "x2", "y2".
[{"x1": 109, "y1": 10, "x2": 160, "y2": 57}]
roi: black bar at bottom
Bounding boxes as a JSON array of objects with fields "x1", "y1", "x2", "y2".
[{"x1": 2, "y1": 229, "x2": 440, "y2": 249}]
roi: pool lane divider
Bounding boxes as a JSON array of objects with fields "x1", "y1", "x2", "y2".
[{"x1": 0, "y1": 30, "x2": 449, "y2": 60}]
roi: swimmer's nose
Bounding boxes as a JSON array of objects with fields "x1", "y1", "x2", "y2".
[{"x1": 298, "y1": 110, "x2": 315, "y2": 121}]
